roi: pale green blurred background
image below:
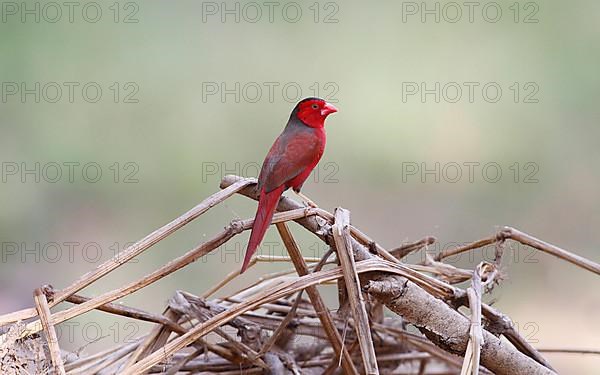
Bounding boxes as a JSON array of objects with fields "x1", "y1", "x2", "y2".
[{"x1": 1, "y1": 0, "x2": 599, "y2": 373}]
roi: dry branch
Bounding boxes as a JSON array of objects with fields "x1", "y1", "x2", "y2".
[
  {"x1": 33, "y1": 288, "x2": 65, "y2": 375},
  {"x1": 275, "y1": 222, "x2": 359, "y2": 375},
  {"x1": 7, "y1": 207, "x2": 317, "y2": 342},
  {"x1": 332, "y1": 207, "x2": 379, "y2": 375},
  {"x1": 434, "y1": 227, "x2": 600, "y2": 275},
  {"x1": 220, "y1": 175, "x2": 558, "y2": 375},
  {"x1": 2, "y1": 174, "x2": 596, "y2": 374},
  {"x1": 0, "y1": 178, "x2": 254, "y2": 328},
  {"x1": 460, "y1": 263, "x2": 490, "y2": 375}
]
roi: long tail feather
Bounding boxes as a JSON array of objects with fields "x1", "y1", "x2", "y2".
[{"x1": 241, "y1": 185, "x2": 285, "y2": 273}]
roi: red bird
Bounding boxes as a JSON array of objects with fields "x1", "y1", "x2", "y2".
[{"x1": 241, "y1": 97, "x2": 338, "y2": 273}]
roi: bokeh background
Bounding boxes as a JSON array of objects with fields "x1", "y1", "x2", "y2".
[{"x1": 1, "y1": 0, "x2": 599, "y2": 373}]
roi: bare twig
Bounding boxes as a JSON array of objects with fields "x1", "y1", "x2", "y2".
[
  {"x1": 8, "y1": 208, "x2": 317, "y2": 342},
  {"x1": 43, "y1": 286, "x2": 183, "y2": 333},
  {"x1": 434, "y1": 235, "x2": 498, "y2": 262},
  {"x1": 0, "y1": 178, "x2": 254, "y2": 328},
  {"x1": 433, "y1": 227, "x2": 600, "y2": 276},
  {"x1": 259, "y1": 290, "x2": 303, "y2": 355},
  {"x1": 275, "y1": 222, "x2": 359, "y2": 375},
  {"x1": 33, "y1": 288, "x2": 65, "y2": 375},
  {"x1": 390, "y1": 236, "x2": 437, "y2": 260},
  {"x1": 538, "y1": 348, "x2": 600, "y2": 355},
  {"x1": 124, "y1": 307, "x2": 181, "y2": 368},
  {"x1": 501, "y1": 226, "x2": 600, "y2": 275},
  {"x1": 460, "y1": 263, "x2": 490, "y2": 375},
  {"x1": 332, "y1": 207, "x2": 379, "y2": 375}
]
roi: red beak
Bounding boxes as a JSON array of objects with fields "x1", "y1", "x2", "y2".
[{"x1": 321, "y1": 102, "x2": 339, "y2": 116}]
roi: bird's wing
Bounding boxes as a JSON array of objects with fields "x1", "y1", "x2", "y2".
[{"x1": 258, "y1": 129, "x2": 320, "y2": 193}]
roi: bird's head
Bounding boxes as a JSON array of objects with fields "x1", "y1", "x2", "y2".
[{"x1": 294, "y1": 97, "x2": 338, "y2": 128}]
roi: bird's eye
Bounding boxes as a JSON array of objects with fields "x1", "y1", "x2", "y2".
[{"x1": 311, "y1": 103, "x2": 319, "y2": 109}]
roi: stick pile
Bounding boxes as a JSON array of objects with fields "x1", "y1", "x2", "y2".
[{"x1": 1, "y1": 175, "x2": 599, "y2": 374}]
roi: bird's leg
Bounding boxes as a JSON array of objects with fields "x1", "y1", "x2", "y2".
[{"x1": 293, "y1": 189, "x2": 318, "y2": 208}]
